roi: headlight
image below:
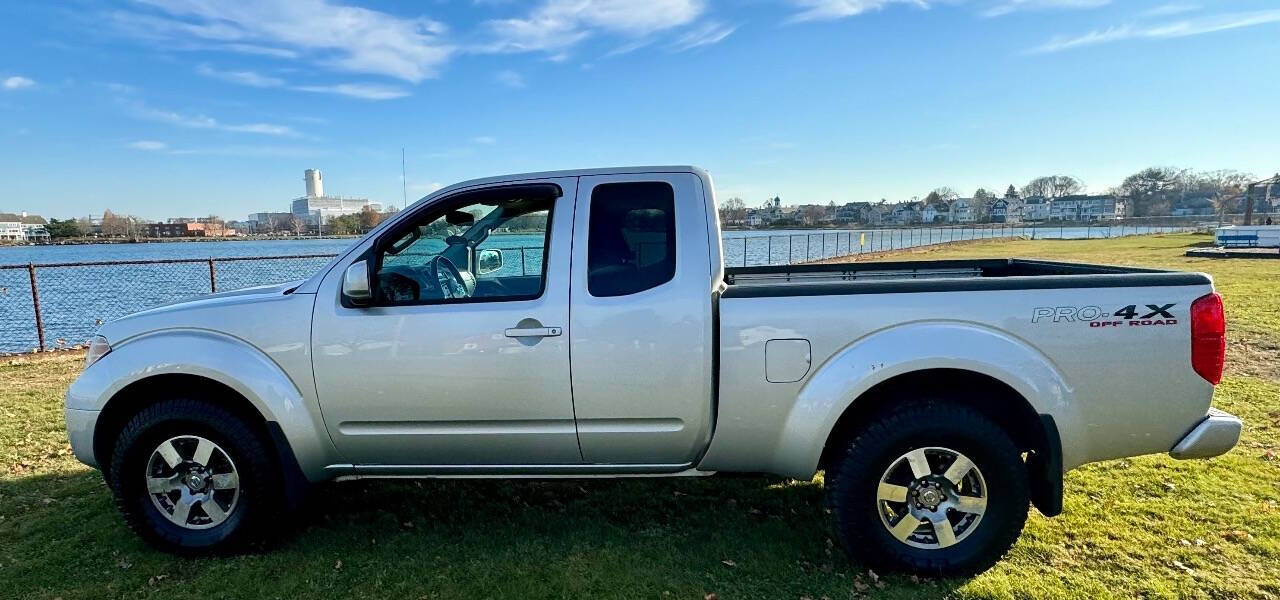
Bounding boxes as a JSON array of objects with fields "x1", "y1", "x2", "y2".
[{"x1": 85, "y1": 335, "x2": 111, "y2": 368}]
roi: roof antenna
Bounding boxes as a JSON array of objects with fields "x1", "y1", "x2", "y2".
[{"x1": 401, "y1": 147, "x2": 408, "y2": 210}]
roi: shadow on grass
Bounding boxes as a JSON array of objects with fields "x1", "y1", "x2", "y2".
[{"x1": 1, "y1": 470, "x2": 969, "y2": 598}]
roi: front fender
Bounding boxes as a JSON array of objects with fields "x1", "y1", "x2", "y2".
[
  {"x1": 66, "y1": 329, "x2": 340, "y2": 482},
  {"x1": 770, "y1": 321, "x2": 1083, "y2": 478}
]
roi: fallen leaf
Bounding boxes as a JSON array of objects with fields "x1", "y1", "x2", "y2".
[
  {"x1": 704, "y1": 593, "x2": 719, "y2": 600},
  {"x1": 1222, "y1": 530, "x2": 1251, "y2": 543},
  {"x1": 334, "y1": 559, "x2": 343, "y2": 571},
  {"x1": 721, "y1": 560, "x2": 737, "y2": 568},
  {"x1": 1172, "y1": 560, "x2": 1194, "y2": 575}
]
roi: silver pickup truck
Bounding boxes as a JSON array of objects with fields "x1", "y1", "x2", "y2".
[{"x1": 65, "y1": 166, "x2": 1240, "y2": 575}]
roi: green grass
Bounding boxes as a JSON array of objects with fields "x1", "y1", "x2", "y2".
[{"x1": 2, "y1": 233, "x2": 1278, "y2": 599}]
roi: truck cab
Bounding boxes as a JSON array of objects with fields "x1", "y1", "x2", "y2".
[{"x1": 308, "y1": 169, "x2": 719, "y2": 473}]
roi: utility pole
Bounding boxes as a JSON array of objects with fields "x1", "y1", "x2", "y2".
[{"x1": 401, "y1": 147, "x2": 408, "y2": 210}]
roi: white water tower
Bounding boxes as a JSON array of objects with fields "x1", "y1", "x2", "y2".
[{"x1": 304, "y1": 169, "x2": 324, "y2": 198}]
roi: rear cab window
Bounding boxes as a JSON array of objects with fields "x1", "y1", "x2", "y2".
[{"x1": 587, "y1": 182, "x2": 677, "y2": 297}]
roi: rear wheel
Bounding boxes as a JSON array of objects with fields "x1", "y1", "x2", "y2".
[
  {"x1": 825, "y1": 401, "x2": 1029, "y2": 576},
  {"x1": 108, "y1": 398, "x2": 283, "y2": 554}
]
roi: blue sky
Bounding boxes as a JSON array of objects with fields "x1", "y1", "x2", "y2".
[{"x1": 1, "y1": 0, "x2": 1278, "y2": 221}]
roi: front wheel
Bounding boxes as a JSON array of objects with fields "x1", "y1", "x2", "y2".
[
  {"x1": 108, "y1": 398, "x2": 283, "y2": 554},
  {"x1": 825, "y1": 401, "x2": 1029, "y2": 576}
]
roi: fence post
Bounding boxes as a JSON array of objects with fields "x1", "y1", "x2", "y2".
[
  {"x1": 767, "y1": 235, "x2": 773, "y2": 265},
  {"x1": 28, "y1": 263, "x2": 45, "y2": 352},
  {"x1": 208, "y1": 258, "x2": 217, "y2": 293},
  {"x1": 787, "y1": 235, "x2": 793, "y2": 264},
  {"x1": 743, "y1": 237, "x2": 748, "y2": 267}
]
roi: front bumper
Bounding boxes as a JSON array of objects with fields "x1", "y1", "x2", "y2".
[
  {"x1": 65, "y1": 407, "x2": 101, "y2": 469},
  {"x1": 1169, "y1": 408, "x2": 1242, "y2": 460}
]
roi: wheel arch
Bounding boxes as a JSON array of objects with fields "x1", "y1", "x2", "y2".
[
  {"x1": 765, "y1": 322, "x2": 1076, "y2": 516},
  {"x1": 69, "y1": 329, "x2": 339, "y2": 483},
  {"x1": 817, "y1": 369, "x2": 1063, "y2": 516}
]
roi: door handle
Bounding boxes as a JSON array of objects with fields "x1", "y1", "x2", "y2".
[{"x1": 504, "y1": 326, "x2": 562, "y2": 338}]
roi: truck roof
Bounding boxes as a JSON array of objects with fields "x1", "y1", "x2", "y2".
[{"x1": 427, "y1": 165, "x2": 706, "y2": 203}]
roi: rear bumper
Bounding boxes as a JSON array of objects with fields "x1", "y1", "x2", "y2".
[{"x1": 1169, "y1": 408, "x2": 1241, "y2": 460}]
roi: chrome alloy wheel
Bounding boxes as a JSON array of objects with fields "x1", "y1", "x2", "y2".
[
  {"x1": 145, "y1": 435, "x2": 240, "y2": 530},
  {"x1": 876, "y1": 447, "x2": 987, "y2": 550}
]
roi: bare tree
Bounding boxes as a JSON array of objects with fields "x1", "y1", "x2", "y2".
[
  {"x1": 1118, "y1": 167, "x2": 1186, "y2": 216},
  {"x1": 930, "y1": 187, "x2": 958, "y2": 202},
  {"x1": 359, "y1": 205, "x2": 384, "y2": 230},
  {"x1": 718, "y1": 196, "x2": 747, "y2": 225},
  {"x1": 1022, "y1": 175, "x2": 1083, "y2": 199},
  {"x1": 290, "y1": 216, "x2": 308, "y2": 236},
  {"x1": 100, "y1": 209, "x2": 128, "y2": 237}
]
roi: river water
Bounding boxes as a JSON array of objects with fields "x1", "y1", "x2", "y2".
[{"x1": 0, "y1": 223, "x2": 1191, "y2": 352}]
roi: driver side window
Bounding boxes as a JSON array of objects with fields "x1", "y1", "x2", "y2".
[{"x1": 374, "y1": 189, "x2": 555, "y2": 305}]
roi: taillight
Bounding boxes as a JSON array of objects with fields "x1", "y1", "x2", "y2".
[{"x1": 1190, "y1": 292, "x2": 1226, "y2": 385}]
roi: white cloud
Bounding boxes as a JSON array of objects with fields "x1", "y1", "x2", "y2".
[
  {"x1": 128, "y1": 140, "x2": 167, "y2": 151},
  {"x1": 1031, "y1": 8, "x2": 1280, "y2": 53},
  {"x1": 495, "y1": 69, "x2": 526, "y2": 88},
  {"x1": 482, "y1": 0, "x2": 705, "y2": 54},
  {"x1": 787, "y1": 0, "x2": 927, "y2": 23},
  {"x1": 294, "y1": 83, "x2": 410, "y2": 100},
  {"x1": 197, "y1": 64, "x2": 284, "y2": 87},
  {"x1": 472, "y1": 135, "x2": 497, "y2": 145},
  {"x1": 669, "y1": 21, "x2": 737, "y2": 51},
  {"x1": 982, "y1": 0, "x2": 1110, "y2": 18},
  {"x1": 1141, "y1": 3, "x2": 1199, "y2": 18},
  {"x1": 114, "y1": 0, "x2": 454, "y2": 82},
  {"x1": 120, "y1": 97, "x2": 300, "y2": 136},
  {"x1": 2, "y1": 76, "x2": 35, "y2": 90}
]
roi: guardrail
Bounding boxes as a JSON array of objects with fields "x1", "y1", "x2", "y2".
[{"x1": 0, "y1": 222, "x2": 1196, "y2": 354}]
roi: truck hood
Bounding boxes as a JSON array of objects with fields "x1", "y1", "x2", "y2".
[{"x1": 99, "y1": 279, "x2": 311, "y2": 344}]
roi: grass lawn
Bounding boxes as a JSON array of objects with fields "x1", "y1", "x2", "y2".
[{"x1": 2, "y1": 233, "x2": 1277, "y2": 599}]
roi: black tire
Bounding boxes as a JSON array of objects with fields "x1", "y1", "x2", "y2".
[
  {"x1": 107, "y1": 398, "x2": 283, "y2": 555},
  {"x1": 826, "y1": 401, "x2": 1029, "y2": 576}
]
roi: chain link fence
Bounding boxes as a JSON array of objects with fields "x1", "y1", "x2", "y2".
[
  {"x1": 0, "y1": 221, "x2": 1202, "y2": 354},
  {"x1": 0, "y1": 254, "x2": 336, "y2": 353}
]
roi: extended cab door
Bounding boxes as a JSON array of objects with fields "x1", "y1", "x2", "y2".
[
  {"x1": 569, "y1": 173, "x2": 716, "y2": 467},
  {"x1": 310, "y1": 179, "x2": 580, "y2": 470}
]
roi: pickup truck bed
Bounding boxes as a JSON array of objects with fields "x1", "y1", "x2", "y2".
[{"x1": 723, "y1": 258, "x2": 1211, "y2": 295}]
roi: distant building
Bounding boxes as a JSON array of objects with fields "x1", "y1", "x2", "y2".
[
  {"x1": 1022, "y1": 197, "x2": 1050, "y2": 222},
  {"x1": 922, "y1": 203, "x2": 949, "y2": 223},
  {"x1": 145, "y1": 222, "x2": 237, "y2": 238},
  {"x1": 0, "y1": 222, "x2": 24, "y2": 241},
  {"x1": 22, "y1": 223, "x2": 49, "y2": 240},
  {"x1": 289, "y1": 169, "x2": 380, "y2": 230},
  {"x1": 988, "y1": 198, "x2": 1022, "y2": 224},
  {"x1": 1050, "y1": 195, "x2": 1117, "y2": 221},
  {"x1": 1171, "y1": 195, "x2": 1215, "y2": 217},
  {"x1": 0, "y1": 212, "x2": 49, "y2": 241},
  {"x1": 951, "y1": 198, "x2": 977, "y2": 223},
  {"x1": 246, "y1": 212, "x2": 295, "y2": 233}
]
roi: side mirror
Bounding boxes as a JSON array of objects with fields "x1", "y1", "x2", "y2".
[
  {"x1": 342, "y1": 260, "x2": 372, "y2": 305},
  {"x1": 477, "y1": 249, "x2": 503, "y2": 275}
]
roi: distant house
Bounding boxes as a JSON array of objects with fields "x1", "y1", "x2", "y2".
[
  {"x1": 951, "y1": 198, "x2": 977, "y2": 223},
  {"x1": 22, "y1": 223, "x2": 49, "y2": 241},
  {"x1": 145, "y1": 222, "x2": 238, "y2": 238},
  {"x1": 1051, "y1": 195, "x2": 1117, "y2": 221},
  {"x1": 988, "y1": 198, "x2": 1023, "y2": 224},
  {"x1": 0, "y1": 222, "x2": 24, "y2": 241},
  {"x1": 887, "y1": 202, "x2": 922, "y2": 225},
  {"x1": 1172, "y1": 195, "x2": 1215, "y2": 217},
  {"x1": 863, "y1": 205, "x2": 884, "y2": 226},
  {"x1": 922, "y1": 203, "x2": 950, "y2": 223},
  {"x1": 1022, "y1": 197, "x2": 1050, "y2": 222},
  {"x1": 0, "y1": 212, "x2": 49, "y2": 241},
  {"x1": 835, "y1": 202, "x2": 871, "y2": 224}
]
